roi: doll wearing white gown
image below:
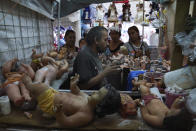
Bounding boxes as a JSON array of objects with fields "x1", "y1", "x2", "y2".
[{"x1": 96, "y1": 4, "x2": 105, "y2": 21}]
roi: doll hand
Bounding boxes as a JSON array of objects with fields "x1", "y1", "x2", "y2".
[{"x1": 54, "y1": 103, "x2": 63, "y2": 113}]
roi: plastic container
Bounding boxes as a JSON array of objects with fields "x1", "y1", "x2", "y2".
[{"x1": 0, "y1": 96, "x2": 11, "y2": 115}]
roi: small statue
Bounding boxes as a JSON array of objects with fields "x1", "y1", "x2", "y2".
[
  {"x1": 108, "y1": 2, "x2": 118, "y2": 22},
  {"x1": 122, "y1": 2, "x2": 131, "y2": 21},
  {"x1": 135, "y1": 3, "x2": 144, "y2": 24},
  {"x1": 96, "y1": 4, "x2": 105, "y2": 22}
]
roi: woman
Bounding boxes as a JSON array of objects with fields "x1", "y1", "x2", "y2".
[
  {"x1": 61, "y1": 30, "x2": 78, "y2": 59},
  {"x1": 106, "y1": 27, "x2": 124, "y2": 56},
  {"x1": 124, "y1": 26, "x2": 150, "y2": 58}
]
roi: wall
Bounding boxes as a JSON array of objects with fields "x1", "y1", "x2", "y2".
[{"x1": 0, "y1": 0, "x2": 53, "y2": 83}]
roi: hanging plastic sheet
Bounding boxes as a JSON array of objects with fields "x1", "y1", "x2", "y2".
[
  {"x1": 175, "y1": 29, "x2": 196, "y2": 61},
  {"x1": 10, "y1": 0, "x2": 54, "y2": 20},
  {"x1": 10, "y1": 0, "x2": 119, "y2": 19}
]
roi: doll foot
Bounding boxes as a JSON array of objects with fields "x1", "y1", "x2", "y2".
[{"x1": 14, "y1": 96, "x2": 25, "y2": 107}]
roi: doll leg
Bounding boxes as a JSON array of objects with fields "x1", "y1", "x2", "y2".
[
  {"x1": 19, "y1": 82, "x2": 31, "y2": 101},
  {"x1": 44, "y1": 65, "x2": 58, "y2": 86},
  {"x1": 34, "y1": 66, "x2": 48, "y2": 83},
  {"x1": 5, "y1": 83, "x2": 24, "y2": 106}
]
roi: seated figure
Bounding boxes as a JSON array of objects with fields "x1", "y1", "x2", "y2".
[
  {"x1": 139, "y1": 85, "x2": 193, "y2": 131},
  {"x1": 2, "y1": 58, "x2": 35, "y2": 107},
  {"x1": 21, "y1": 74, "x2": 121, "y2": 127},
  {"x1": 31, "y1": 49, "x2": 44, "y2": 72},
  {"x1": 132, "y1": 74, "x2": 147, "y2": 91}
]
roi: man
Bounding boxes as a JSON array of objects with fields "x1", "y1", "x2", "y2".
[
  {"x1": 139, "y1": 85, "x2": 193, "y2": 131},
  {"x1": 21, "y1": 74, "x2": 121, "y2": 128},
  {"x1": 78, "y1": 38, "x2": 86, "y2": 51},
  {"x1": 73, "y1": 26, "x2": 120, "y2": 90}
]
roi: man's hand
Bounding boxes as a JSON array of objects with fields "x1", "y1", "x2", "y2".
[{"x1": 102, "y1": 65, "x2": 121, "y2": 76}]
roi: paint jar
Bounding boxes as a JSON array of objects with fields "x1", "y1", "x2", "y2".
[{"x1": 0, "y1": 96, "x2": 11, "y2": 115}]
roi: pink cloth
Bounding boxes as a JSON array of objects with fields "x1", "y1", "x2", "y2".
[{"x1": 142, "y1": 94, "x2": 160, "y2": 105}]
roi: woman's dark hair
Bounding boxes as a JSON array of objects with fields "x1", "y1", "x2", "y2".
[
  {"x1": 163, "y1": 108, "x2": 193, "y2": 131},
  {"x1": 64, "y1": 30, "x2": 75, "y2": 38},
  {"x1": 128, "y1": 26, "x2": 141, "y2": 41},
  {"x1": 95, "y1": 84, "x2": 121, "y2": 118},
  {"x1": 109, "y1": 30, "x2": 121, "y2": 37},
  {"x1": 85, "y1": 26, "x2": 108, "y2": 46}
]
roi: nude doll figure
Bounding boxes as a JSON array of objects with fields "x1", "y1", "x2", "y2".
[
  {"x1": 34, "y1": 56, "x2": 69, "y2": 86},
  {"x1": 21, "y1": 74, "x2": 121, "y2": 127},
  {"x1": 139, "y1": 85, "x2": 192, "y2": 131},
  {"x1": 2, "y1": 58, "x2": 35, "y2": 106}
]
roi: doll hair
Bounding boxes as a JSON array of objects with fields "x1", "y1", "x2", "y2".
[
  {"x1": 95, "y1": 84, "x2": 121, "y2": 118},
  {"x1": 163, "y1": 108, "x2": 193, "y2": 131}
]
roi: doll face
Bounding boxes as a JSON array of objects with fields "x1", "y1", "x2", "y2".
[{"x1": 124, "y1": 102, "x2": 137, "y2": 115}]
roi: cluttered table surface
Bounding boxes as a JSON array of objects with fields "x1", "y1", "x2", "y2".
[{"x1": 0, "y1": 106, "x2": 168, "y2": 131}]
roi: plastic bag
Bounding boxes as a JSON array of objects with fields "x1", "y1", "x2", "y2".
[
  {"x1": 175, "y1": 29, "x2": 196, "y2": 61},
  {"x1": 151, "y1": 19, "x2": 164, "y2": 28}
]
